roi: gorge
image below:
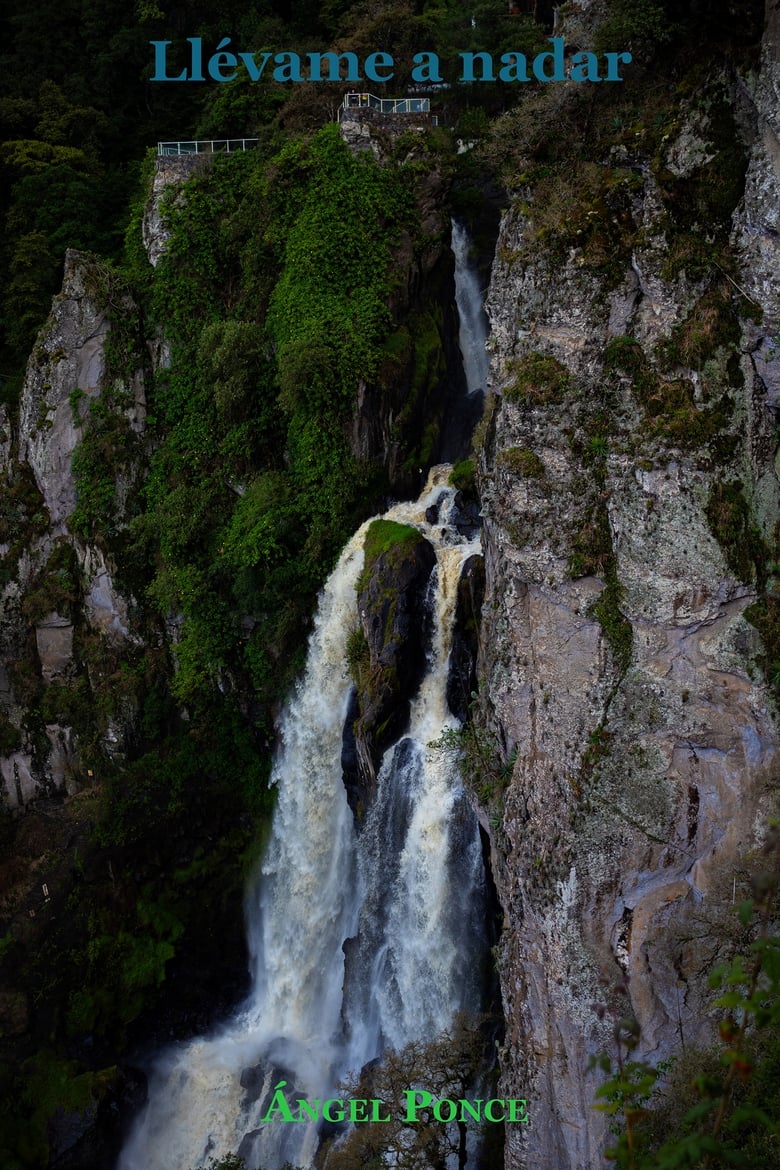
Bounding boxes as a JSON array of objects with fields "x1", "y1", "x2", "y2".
[{"x1": 0, "y1": 1, "x2": 779, "y2": 1168}]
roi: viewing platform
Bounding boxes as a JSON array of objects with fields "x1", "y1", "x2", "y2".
[
  {"x1": 157, "y1": 138, "x2": 258, "y2": 156},
  {"x1": 338, "y1": 93, "x2": 438, "y2": 127}
]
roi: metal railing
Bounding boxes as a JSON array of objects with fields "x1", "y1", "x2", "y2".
[
  {"x1": 157, "y1": 138, "x2": 258, "y2": 156},
  {"x1": 342, "y1": 93, "x2": 431, "y2": 115}
]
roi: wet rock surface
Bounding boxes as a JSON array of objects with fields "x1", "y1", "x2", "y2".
[{"x1": 345, "y1": 530, "x2": 435, "y2": 816}]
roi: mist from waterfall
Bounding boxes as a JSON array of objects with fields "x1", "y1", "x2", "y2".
[{"x1": 118, "y1": 470, "x2": 488, "y2": 1170}]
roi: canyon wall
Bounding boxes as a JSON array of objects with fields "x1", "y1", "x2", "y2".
[{"x1": 479, "y1": 2, "x2": 780, "y2": 1165}]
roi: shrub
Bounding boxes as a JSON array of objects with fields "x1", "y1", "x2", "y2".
[
  {"x1": 449, "y1": 458, "x2": 475, "y2": 494},
  {"x1": 504, "y1": 352, "x2": 569, "y2": 404},
  {"x1": 498, "y1": 447, "x2": 545, "y2": 478},
  {"x1": 594, "y1": 0, "x2": 673, "y2": 62}
]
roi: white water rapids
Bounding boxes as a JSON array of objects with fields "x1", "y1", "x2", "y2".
[{"x1": 118, "y1": 470, "x2": 488, "y2": 1170}]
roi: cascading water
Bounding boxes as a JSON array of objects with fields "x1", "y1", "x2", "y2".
[
  {"x1": 451, "y1": 219, "x2": 490, "y2": 396},
  {"x1": 341, "y1": 501, "x2": 487, "y2": 1072},
  {"x1": 118, "y1": 469, "x2": 488, "y2": 1170}
]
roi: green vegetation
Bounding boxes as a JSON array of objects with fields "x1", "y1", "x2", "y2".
[
  {"x1": 0, "y1": 81, "x2": 456, "y2": 1168},
  {"x1": 20, "y1": 540, "x2": 78, "y2": 623},
  {"x1": 396, "y1": 304, "x2": 449, "y2": 477},
  {"x1": 137, "y1": 128, "x2": 422, "y2": 711},
  {"x1": 498, "y1": 446, "x2": 545, "y2": 478},
  {"x1": 0, "y1": 713, "x2": 21, "y2": 756},
  {"x1": 593, "y1": 0, "x2": 673, "y2": 62},
  {"x1": 345, "y1": 625, "x2": 371, "y2": 687},
  {"x1": 198, "y1": 1158, "x2": 252, "y2": 1170},
  {"x1": 656, "y1": 90, "x2": 749, "y2": 277},
  {"x1": 191, "y1": 1014, "x2": 499, "y2": 1170},
  {"x1": 591, "y1": 578, "x2": 633, "y2": 676},
  {"x1": 0, "y1": 464, "x2": 48, "y2": 586},
  {"x1": 504, "y1": 352, "x2": 569, "y2": 405},
  {"x1": 0, "y1": 0, "x2": 541, "y2": 395},
  {"x1": 449, "y1": 457, "x2": 475, "y2": 495},
  {"x1": 519, "y1": 162, "x2": 642, "y2": 282},
  {"x1": 706, "y1": 481, "x2": 768, "y2": 590},
  {"x1": 362, "y1": 520, "x2": 424, "y2": 571},
  {"x1": 603, "y1": 335, "x2": 735, "y2": 457},
  {"x1": 745, "y1": 598, "x2": 780, "y2": 705},
  {"x1": 477, "y1": 0, "x2": 761, "y2": 317},
  {"x1": 357, "y1": 521, "x2": 427, "y2": 648},
  {"x1": 327, "y1": 1015, "x2": 500, "y2": 1170},
  {"x1": 566, "y1": 413, "x2": 633, "y2": 675},
  {"x1": 435, "y1": 720, "x2": 515, "y2": 810},
  {"x1": 571, "y1": 469, "x2": 633, "y2": 676},
  {"x1": 579, "y1": 724, "x2": 612, "y2": 785},
  {"x1": 11, "y1": 1051, "x2": 115, "y2": 1168},
  {"x1": 657, "y1": 283, "x2": 742, "y2": 372}
]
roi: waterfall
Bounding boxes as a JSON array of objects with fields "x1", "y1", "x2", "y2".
[
  {"x1": 118, "y1": 469, "x2": 487, "y2": 1170},
  {"x1": 452, "y1": 219, "x2": 489, "y2": 395}
]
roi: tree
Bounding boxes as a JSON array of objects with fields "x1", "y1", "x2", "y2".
[{"x1": 322, "y1": 1014, "x2": 495, "y2": 1170}]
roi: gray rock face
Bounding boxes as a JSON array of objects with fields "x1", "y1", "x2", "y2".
[
  {"x1": 446, "y1": 552, "x2": 485, "y2": 723},
  {"x1": 34, "y1": 613, "x2": 74, "y2": 682},
  {"x1": 478, "y1": 21, "x2": 780, "y2": 1169},
  {"x1": 143, "y1": 155, "x2": 199, "y2": 266},
  {"x1": 0, "y1": 753, "x2": 36, "y2": 807},
  {"x1": 18, "y1": 251, "x2": 109, "y2": 530},
  {"x1": 338, "y1": 107, "x2": 435, "y2": 161},
  {"x1": 0, "y1": 405, "x2": 11, "y2": 476},
  {"x1": 1, "y1": 250, "x2": 144, "y2": 807},
  {"x1": 45, "y1": 723, "x2": 78, "y2": 795},
  {"x1": 338, "y1": 116, "x2": 382, "y2": 159},
  {"x1": 80, "y1": 545, "x2": 131, "y2": 641},
  {"x1": 553, "y1": 0, "x2": 609, "y2": 47},
  {"x1": 734, "y1": 2, "x2": 780, "y2": 323}
]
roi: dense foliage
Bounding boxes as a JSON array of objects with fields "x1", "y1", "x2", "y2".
[{"x1": 132, "y1": 127, "x2": 418, "y2": 712}]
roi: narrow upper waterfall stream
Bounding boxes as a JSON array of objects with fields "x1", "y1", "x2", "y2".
[
  {"x1": 118, "y1": 469, "x2": 488, "y2": 1170},
  {"x1": 451, "y1": 219, "x2": 489, "y2": 396}
]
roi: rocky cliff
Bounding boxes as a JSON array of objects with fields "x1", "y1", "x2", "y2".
[
  {"x1": 477, "y1": 2, "x2": 780, "y2": 1166},
  {"x1": 0, "y1": 250, "x2": 144, "y2": 814}
]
